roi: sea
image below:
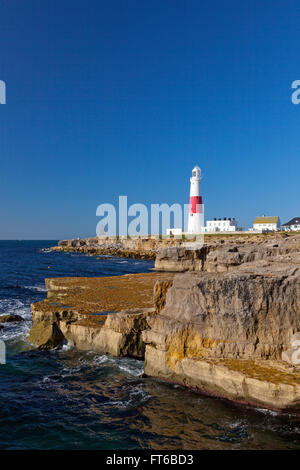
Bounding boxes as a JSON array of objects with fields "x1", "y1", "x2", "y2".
[{"x1": 0, "y1": 240, "x2": 299, "y2": 450}]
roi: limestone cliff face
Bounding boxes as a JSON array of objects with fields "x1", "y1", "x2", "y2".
[
  {"x1": 143, "y1": 254, "x2": 300, "y2": 411},
  {"x1": 30, "y1": 302, "x2": 154, "y2": 357},
  {"x1": 155, "y1": 235, "x2": 300, "y2": 272},
  {"x1": 144, "y1": 265, "x2": 300, "y2": 361},
  {"x1": 60, "y1": 308, "x2": 152, "y2": 358}
]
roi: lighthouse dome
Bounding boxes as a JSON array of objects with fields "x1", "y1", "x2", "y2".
[{"x1": 192, "y1": 166, "x2": 201, "y2": 177}]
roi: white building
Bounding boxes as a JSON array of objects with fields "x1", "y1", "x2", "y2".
[
  {"x1": 253, "y1": 215, "x2": 281, "y2": 232},
  {"x1": 282, "y1": 217, "x2": 300, "y2": 231},
  {"x1": 203, "y1": 217, "x2": 240, "y2": 233}
]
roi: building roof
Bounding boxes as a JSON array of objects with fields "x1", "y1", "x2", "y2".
[
  {"x1": 254, "y1": 216, "x2": 279, "y2": 224},
  {"x1": 282, "y1": 217, "x2": 300, "y2": 226}
]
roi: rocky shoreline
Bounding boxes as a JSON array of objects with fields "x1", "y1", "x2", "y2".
[
  {"x1": 50, "y1": 232, "x2": 294, "y2": 260},
  {"x1": 30, "y1": 234, "x2": 300, "y2": 413},
  {"x1": 50, "y1": 236, "x2": 173, "y2": 259}
]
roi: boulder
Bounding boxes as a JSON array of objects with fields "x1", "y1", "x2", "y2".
[
  {"x1": 28, "y1": 321, "x2": 65, "y2": 349},
  {"x1": 0, "y1": 314, "x2": 24, "y2": 323},
  {"x1": 60, "y1": 308, "x2": 154, "y2": 358}
]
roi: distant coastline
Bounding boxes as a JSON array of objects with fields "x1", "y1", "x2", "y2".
[{"x1": 50, "y1": 231, "x2": 295, "y2": 260}]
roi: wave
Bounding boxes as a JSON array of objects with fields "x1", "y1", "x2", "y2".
[
  {"x1": 2, "y1": 284, "x2": 46, "y2": 293},
  {"x1": 255, "y1": 407, "x2": 280, "y2": 417},
  {"x1": 0, "y1": 319, "x2": 31, "y2": 341},
  {"x1": 23, "y1": 285, "x2": 47, "y2": 293},
  {"x1": 93, "y1": 355, "x2": 110, "y2": 365},
  {"x1": 58, "y1": 352, "x2": 144, "y2": 377},
  {"x1": 93, "y1": 354, "x2": 144, "y2": 376},
  {"x1": 106, "y1": 383, "x2": 150, "y2": 410},
  {"x1": 61, "y1": 342, "x2": 72, "y2": 351},
  {"x1": 0, "y1": 299, "x2": 31, "y2": 341},
  {"x1": 0, "y1": 298, "x2": 28, "y2": 316},
  {"x1": 116, "y1": 361, "x2": 144, "y2": 377}
]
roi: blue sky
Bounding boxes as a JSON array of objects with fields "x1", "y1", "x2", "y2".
[{"x1": 0, "y1": 0, "x2": 299, "y2": 239}]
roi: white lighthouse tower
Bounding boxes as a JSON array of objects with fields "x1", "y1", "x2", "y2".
[{"x1": 188, "y1": 166, "x2": 204, "y2": 234}]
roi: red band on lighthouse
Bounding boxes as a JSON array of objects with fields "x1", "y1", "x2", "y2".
[{"x1": 189, "y1": 196, "x2": 203, "y2": 214}]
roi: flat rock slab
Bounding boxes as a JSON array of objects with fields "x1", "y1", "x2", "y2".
[
  {"x1": 32, "y1": 272, "x2": 174, "y2": 322},
  {"x1": 30, "y1": 273, "x2": 174, "y2": 356}
]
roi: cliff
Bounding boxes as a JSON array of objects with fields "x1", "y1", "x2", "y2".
[
  {"x1": 143, "y1": 265, "x2": 300, "y2": 411},
  {"x1": 143, "y1": 235, "x2": 300, "y2": 411},
  {"x1": 30, "y1": 234, "x2": 300, "y2": 412}
]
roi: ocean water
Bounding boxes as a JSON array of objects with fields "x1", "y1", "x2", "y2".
[{"x1": 0, "y1": 240, "x2": 299, "y2": 450}]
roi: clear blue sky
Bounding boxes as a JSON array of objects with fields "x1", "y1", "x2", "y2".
[{"x1": 0, "y1": 0, "x2": 299, "y2": 239}]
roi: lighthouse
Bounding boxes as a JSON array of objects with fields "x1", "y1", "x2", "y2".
[{"x1": 188, "y1": 166, "x2": 204, "y2": 234}]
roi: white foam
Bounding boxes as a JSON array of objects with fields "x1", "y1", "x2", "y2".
[
  {"x1": 61, "y1": 342, "x2": 72, "y2": 351},
  {"x1": 0, "y1": 298, "x2": 24, "y2": 314},
  {"x1": 74, "y1": 354, "x2": 144, "y2": 377},
  {"x1": 109, "y1": 385, "x2": 150, "y2": 409},
  {"x1": 228, "y1": 420, "x2": 246, "y2": 429},
  {"x1": 255, "y1": 407, "x2": 279, "y2": 417},
  {"x1": 93, "y1": 355, "x2": 110, "y2": 365},
  {"x1": 0, "y1": 298, "x2": 31, "y2": 321},
  {"x1": 0, "y1": 318, "x2": 31, "y2": 341},
  {"x1": 61, "y1": 365, "x2": 82, "y2": 375},
  {"x1": 24, "y1": 285, "x2": 47, "y2": 293},
  {"x1": 117, "y1": 362, "x2": 144, "y2": 377},
  {"x1": 0, "y1": 298, "x2": 31, "y2": 341}
]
